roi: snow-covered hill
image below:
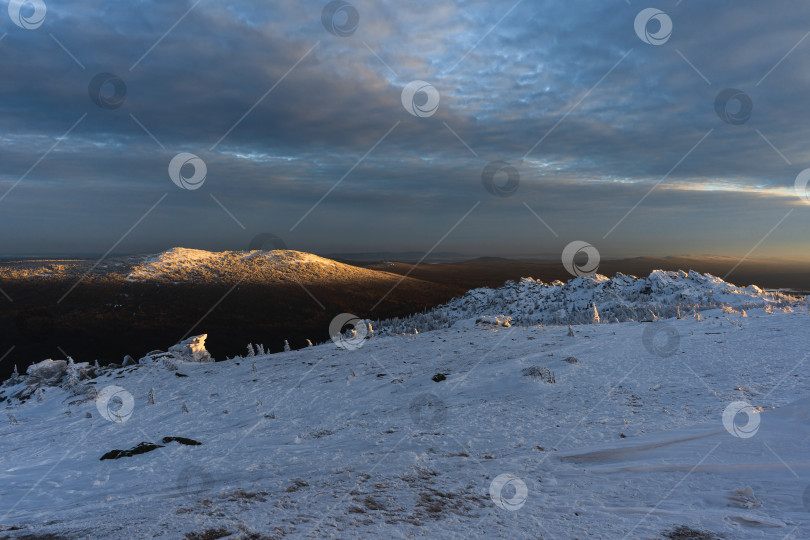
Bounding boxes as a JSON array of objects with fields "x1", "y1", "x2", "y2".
[
  {"x1": 126, "y1": 247, "x2": 354, "y2": 284},
  {"x1": 378, "y1": 270, "x2": 803, "y2": 334},
  {"x1": 1, "y1": 300, "x2": 809, "y2": 538}
]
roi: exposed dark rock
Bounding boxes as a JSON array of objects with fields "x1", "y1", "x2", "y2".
[
  {"x1": 101, "y1": 442, "x2": 164, "y2": 460},
  {"x1": 162, "y1": 436, "x2": 202, "y2": 446}
]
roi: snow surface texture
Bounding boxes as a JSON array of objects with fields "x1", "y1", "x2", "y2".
[
  {"x1": 377, "y1": 269, "x2": 802, "y2": 334},
  {"x1": 2, "y1": 302, "x2": 810, "y2": 537}
]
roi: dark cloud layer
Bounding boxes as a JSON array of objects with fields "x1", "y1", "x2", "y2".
[{"x1": 1, "y1": 0, "x2": 809, "y2": 259}]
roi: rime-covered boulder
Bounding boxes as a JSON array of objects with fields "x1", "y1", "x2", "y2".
[
  {"x1": 26, "y1": 359, "x2": 68, "y2": 385},
  {"x1": 169, "y1": 334, "x2": 212, "y2": 363},
  {"x1": 24, "y1": 359, "x2": 94, "y2": 386},
  {"x1": 140, "y1": 334, "x2": 212, "y2": 365}
]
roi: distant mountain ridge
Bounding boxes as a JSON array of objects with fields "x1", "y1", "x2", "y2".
[{"x1": 0, "y1": 247, "x2": 438, "y2": 287}]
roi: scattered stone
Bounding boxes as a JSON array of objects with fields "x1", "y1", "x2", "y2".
[
  {"x1": 563, "y1": 356, "x2": 579, "y2": 364},
  {"x1": 432, "y1": 373, "x2": 448, "y2": 383},
  {"x1": 662, "y1": 525, "x2": 720, "y2": 540},
  {"x1": 521, "y1": 366, "x2": 556, "y2": 384}
]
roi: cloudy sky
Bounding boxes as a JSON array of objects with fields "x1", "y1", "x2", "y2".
[{"x1": 1, "y1": 0, "x2": 809, "y2": 260}]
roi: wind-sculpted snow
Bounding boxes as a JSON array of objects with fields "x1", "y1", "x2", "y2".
[{"x1": 377, "y1": 270, "x2": 804, "y2": 334}]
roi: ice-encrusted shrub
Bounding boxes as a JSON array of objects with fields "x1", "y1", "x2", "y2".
[{"x1": 63, "y1": 358, "x2": 80, "y2": 391}]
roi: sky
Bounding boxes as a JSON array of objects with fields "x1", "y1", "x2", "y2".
[{"x1": 1, "y1": 0, "x2": 810, "y2": 260}]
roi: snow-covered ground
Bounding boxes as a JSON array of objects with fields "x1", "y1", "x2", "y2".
[{"x1": 1, "y1": 296, "x2": 809, "y2": 538}]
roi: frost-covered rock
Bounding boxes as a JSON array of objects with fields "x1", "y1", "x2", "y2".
[
  {"x1": 168, "y1": 334, "x2": 212, "y2": 363},
  {"x1": 140, "y1": 334, "x2": 212, "y2": 365},
  {"x1": 475, "y1": 315, "x2": 512, "y2": 327},
  {"x1": 26, "y1": 359, "x2": 67, "y2": 385},
  {"x1": 377, "y1": 270, "x2": 805, "y2": 334},
  {"x1": 522, "y1": 366, "x2": 556, "y2": 383},
  {"x1": 24, "y1": 358, "x2": 93, "y2": 388}
]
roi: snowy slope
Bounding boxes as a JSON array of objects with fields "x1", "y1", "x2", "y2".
[
  {"x1": 378, "y1": 270, "x2": 803, "y2": 333},
  {"x1": 1, "y1": 304, "x2": 810, "y2": 538}
]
